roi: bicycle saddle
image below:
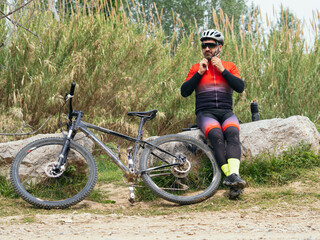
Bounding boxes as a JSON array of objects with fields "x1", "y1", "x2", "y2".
[{"x1": 127, "y1": 109, "x2": 158, "y2": 121}]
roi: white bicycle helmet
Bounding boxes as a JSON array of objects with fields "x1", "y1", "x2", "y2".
[{"x1": 200, "y1": 29, "x2": 224, "y2": 46}]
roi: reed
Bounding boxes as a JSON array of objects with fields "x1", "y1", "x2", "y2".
[{"x1": 0, "y1": 0, "x2": 319, "y2": 141}]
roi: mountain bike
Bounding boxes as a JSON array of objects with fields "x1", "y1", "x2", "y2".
[{"x1": 10, "y1": 83, "x2": 221, "y2": 209}]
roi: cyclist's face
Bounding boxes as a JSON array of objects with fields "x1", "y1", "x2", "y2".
[{"x1": 202, "y1": 40, "x2": 221, "y2": 59}]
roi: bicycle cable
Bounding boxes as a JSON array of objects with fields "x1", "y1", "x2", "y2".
[{"x1": 59, "y1": 94, "x2": 86, "y2": 142}]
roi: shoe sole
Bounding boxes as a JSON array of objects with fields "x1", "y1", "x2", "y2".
[
  {"x1": 223, "y1": 181, "x2": 246, "y2": 189},
  {"x1": 229, "y1": 188, "x2": 244, "y2": 200}
]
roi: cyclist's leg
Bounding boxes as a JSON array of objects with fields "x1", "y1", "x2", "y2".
[
  {"x1": 221, "y1": 112, "x2": 246, "y2": 197},
  {"x1": 222, "y1": 113, "x2": 241, "y2": 171},
  {"x1": 196, "y1": 112, "x2": 227, "y2": 169}
]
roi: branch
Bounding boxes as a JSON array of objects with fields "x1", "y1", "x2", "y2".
[
  {"x1": 0, "y1": 0, "x2": 35, "y2": 20},
  {"x1": 0, "y1": 9, "x2": 45, "y2": 53},
  {"x1": 0, "y1": 7, "x2": 25, "y2": 49},
  {"x1": 0, "y1": 8, "x2": 24, "y2": 49},
  {"x1": 0, "y1": 117, "x2": 52, "y2": 136}
]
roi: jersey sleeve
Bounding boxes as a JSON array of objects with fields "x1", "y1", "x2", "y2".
[
  {"x1": 185, "y1": 64, "x2": 199, "y2": 82},
  {"x1": 221, "y1": 62, "x2": 244, "y2": 93},
  {"x1": 228, "y1": 62, "x2": 241, "y2": 78},
  {"x1": 181, "y1": 64, "x2": 202, "y2": 97}
]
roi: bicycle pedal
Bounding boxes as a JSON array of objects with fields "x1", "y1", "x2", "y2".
[{"x1": 128, "y1": 186, "x2": 135, "y2": 204}]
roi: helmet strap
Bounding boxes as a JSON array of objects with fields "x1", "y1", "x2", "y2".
[
  {"x1": 213, "y1": 43, "x2": 221, "y2": 57},
  {"x1": 203, "y1": 43, "x2": 221, "y2": 60}
]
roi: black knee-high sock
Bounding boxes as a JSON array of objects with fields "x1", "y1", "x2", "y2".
[
  {"x1": 224, "y1": 127, "x2": 241, "y2": 160},
  {"x1": 207, "y1": 128, "x2": 227, "y2": 167}
]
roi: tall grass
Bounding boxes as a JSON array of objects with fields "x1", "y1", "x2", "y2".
[{"x1": 0, "y1": 0, "x2": 320, "y2": 141}]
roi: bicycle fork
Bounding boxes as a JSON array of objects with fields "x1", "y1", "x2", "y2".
[
  {"x1": 54, "y1": 114, "x2": 81, "y2": 175},
  {"x1": 52, "y1": 130, "x2": 72, "y2": 175}
]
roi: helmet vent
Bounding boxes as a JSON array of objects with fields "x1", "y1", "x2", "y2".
[{"x1": 200, "y1": 29, "x2": 224, "y2": 46}]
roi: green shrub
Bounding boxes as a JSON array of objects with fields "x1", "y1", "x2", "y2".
[{"x1": 241, "y1": 144, "x2": 320, "y2": 186}]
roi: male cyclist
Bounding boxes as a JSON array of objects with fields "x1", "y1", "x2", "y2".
[{"x1": 181, "y1": 29, "x2": 246, "y2": 199}]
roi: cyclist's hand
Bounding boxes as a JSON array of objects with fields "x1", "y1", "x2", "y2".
[
  {"x1": 211, "y1": 57, "x2": 225, "y2": 72},
  {"x1": 198, "y1": 58, "x2": 208, "y2": 75}
]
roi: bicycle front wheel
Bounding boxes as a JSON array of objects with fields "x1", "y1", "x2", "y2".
[
  {"x1": 140, "y1": 134, "x2": 221, "y2": 205},
  {"x1": 10, "y1": 137, "x2": 97, "y2": 209}
]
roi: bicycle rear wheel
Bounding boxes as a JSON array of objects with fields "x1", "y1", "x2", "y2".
[
  {"x1": 10, "y1": 137, "x2": 97, "y2": 209},
  {"x1": 140, "y1": 134, "x2": 221, "y2": 205}
]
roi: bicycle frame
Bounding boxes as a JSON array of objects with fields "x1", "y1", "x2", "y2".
[
  {"x1": 62, "y1": 111, "x2": 181, "y2": 180},
  {"x1": 80, "y1": 120, "x2": 142, "y2": 176},
  {"x1": 55, "y1": 82, "x2": 185, "y2": 186}
]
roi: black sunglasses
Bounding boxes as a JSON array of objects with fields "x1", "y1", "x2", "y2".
[{"x1": 201, "y1": 42, "x2": 218, "y2": 49}]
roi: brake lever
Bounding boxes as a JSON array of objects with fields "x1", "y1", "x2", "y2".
[{"x1": 64, "y1": 93, "x2": 73, "y2": 101}]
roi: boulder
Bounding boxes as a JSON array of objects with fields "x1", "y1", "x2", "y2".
[
  {"x1": 239, "y1": 115, "x2": 320, "y2": 158},
  {"x1": 0, "y1": 132, "x2": 93, "y2": 177},
  {"x1": 179, "y1": 115, "x2": 320, "y2": 160}
]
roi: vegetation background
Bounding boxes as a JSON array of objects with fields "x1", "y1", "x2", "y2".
[
  {"x1": 0, "y1": 0, "x2": 319, "y2": 210},
  {"x1": 0, "y1": 0, "x2": 320, "y2": 141}
]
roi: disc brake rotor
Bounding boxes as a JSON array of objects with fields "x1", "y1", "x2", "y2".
[
  {"x1": 171, "y1": 154, "x2": 191, "y2": 178},
  {"x1": 44, "y1": 162, "x2": 65, "y2": 178}
]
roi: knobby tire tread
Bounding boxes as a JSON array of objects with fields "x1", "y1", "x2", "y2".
[
  {"x1": 140, "y1": 134, "x2": 221, "y2": 205},
  {"x1": 10, "y1": 137, "x2": 98, "y2": 209}
]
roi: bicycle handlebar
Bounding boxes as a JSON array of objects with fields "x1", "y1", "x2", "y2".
[{"x1": 70, "y1": 82, "x2": 76, "y2": 96}]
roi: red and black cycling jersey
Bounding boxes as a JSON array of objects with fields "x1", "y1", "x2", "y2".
[{"x1": 181, "y1": 60, "x2": 244, "y2": 112}]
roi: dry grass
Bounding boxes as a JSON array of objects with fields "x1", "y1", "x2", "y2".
[{"x1": 0, "y1": 0, "x2": 319, "y2": 140}]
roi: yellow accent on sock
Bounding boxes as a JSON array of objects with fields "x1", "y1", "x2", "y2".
[
  {"x1": 228, "y1": 158, "x2": 240, "y2": 175},
  {"x1": 221, "y1": 164, "x2": 230, "y2": 176}
]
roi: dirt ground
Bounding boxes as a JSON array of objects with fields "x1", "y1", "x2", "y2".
[{"x1": 0, "y1": 185, "x2": 319, "y2": 240}]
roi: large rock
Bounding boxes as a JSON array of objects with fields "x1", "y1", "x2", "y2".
[
  {"x1": 239, "y1": 115, "x2": 320, "y2": 158},
  {"x1": 179, "y1": 115, "x2": 320, "y2": 160},
  {"x1": 0, "y1": 133, "x2": 93, "y2": 177}
]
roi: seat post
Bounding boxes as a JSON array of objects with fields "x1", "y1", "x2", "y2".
[
  {"x1": 137, "y1": 117, "x2": 146, "y2": 139},
  {"x1": 132, "y1": 117, "x2": 146, "y2": 162}
]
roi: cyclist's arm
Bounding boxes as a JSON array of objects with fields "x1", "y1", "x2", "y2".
[
  {"x1": 221, "y1": 69, "x2": 245, "y2": 93},
  {"x1": 181, "y1": 69, "x2": 202, "y2": 97}
]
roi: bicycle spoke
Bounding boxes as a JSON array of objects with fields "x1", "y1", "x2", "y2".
[
  {"x1": 141, "y1": 134, "x2": 221, "y2": 204},
  {"x1": 11, "y1": 138, "x2": 97, "y2": 208}
]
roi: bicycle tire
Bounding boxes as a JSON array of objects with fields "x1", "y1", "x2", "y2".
[
  {"x1": 10, "y1": 137, "x2": 97, "y2": 209},
  {"x1": 140, "y1": 134, "x2": 221, "y2": 205}
]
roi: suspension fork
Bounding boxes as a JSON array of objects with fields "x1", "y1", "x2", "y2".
[{"x1": 55, "y1": 111, "x2": 83, "y2": 171}]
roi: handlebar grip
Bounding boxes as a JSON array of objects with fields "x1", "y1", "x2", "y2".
[{"x1": 70, "y1": 82, "x2": 76, "y2": 96}]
